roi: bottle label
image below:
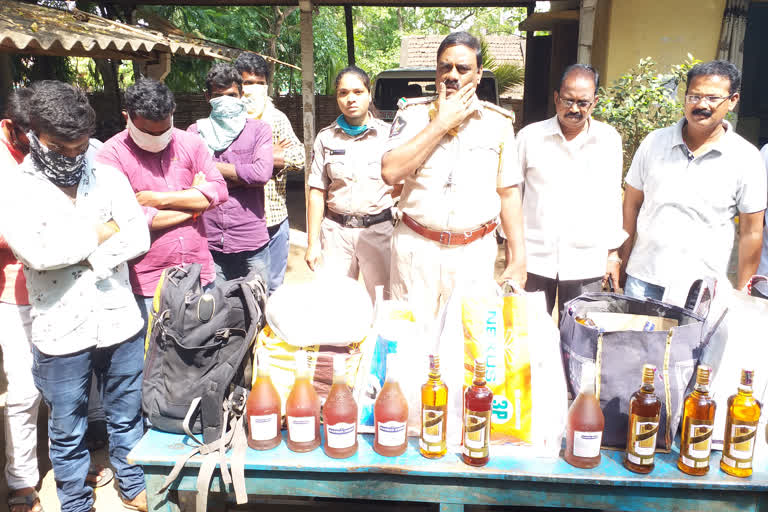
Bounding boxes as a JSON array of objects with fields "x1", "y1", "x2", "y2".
[
  {"x1": 421, "y1": 406, "x2": 445, "y2": 444},
  {"x1": 377, "y1": 420, "x2": 406, "y2": 447},
  {"x1": 573, "y1": 430, "x2": 602, "y2": 458},
  {"x1": 463, "y1": 408, "x2": 491, "y2": 457},
  {"x1": 627, "y1": 414, "x2": 659, "y2": 465},
  {"x1": 680, "y1": 417, "x2": 713, "y2": 468},
  {"x1": 287, "y1": 416, "x2": 316, "y2": 443},
  {"x1": 326, "y1": 421, "x2": 356, "y2": 449},
  {"x1": 723, "y1": 420, "x2": 758, "y2": 469},
  {"x1": 249, "y1": 413, "x2": 278, "y2": 441}
]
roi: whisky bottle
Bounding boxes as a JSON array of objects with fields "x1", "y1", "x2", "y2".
[
  {"x1": 564, "y1": 364, "x2": 604, "y2": 469},
  {"x1": 462, "y1": 360, "x2": 493, "y2": 467},
  {"x1": 420, "y1": 354, "x2": 448, "y2": 458},
  {"x1": 677, "y1": 364, "x2": 716, "y2": 475},
  {"x1": 624, "y1": 364, "x2": 661, "y2": 473},
  {"x1": 720, "y1": 369, "x2": 761, "y2": 477}
]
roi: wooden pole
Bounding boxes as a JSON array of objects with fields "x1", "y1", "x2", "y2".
[
  {"x1": 299, "y1": 0, "x2": 315, "y2": 212},
  {"x1": 344, "y1": 5, "x2": 355, "y2": 66}
]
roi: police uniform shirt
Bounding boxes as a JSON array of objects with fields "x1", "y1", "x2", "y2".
[
  {"x1": 384, "y1": 97, "x2": 522, "y2": 232},
  {"x1": 309, "y1": 116, "x2": 394, "y2": 216}
]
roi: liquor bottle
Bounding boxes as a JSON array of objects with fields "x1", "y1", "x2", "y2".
[
  {"x1": 624, "y1": 364, "x2": 661, "y2": 474},
  {"x1": 677, "y1": 364, "x2": 716, "y2": 475},
  {"x1": 245, "y1": 348, "x2": 282, "y2": 450},
  {"x1": 285, "y1": 350, "x2": 321, "y2": 452},
  {"x1": 720, "y1": 369, "x2": 762, "y2": 477},
  {"x1": 323, "y1": 354, "x2": 359, "y2": 459},
  {"x1": 420, "y1": 354, "x2": 448, "y2": 458},
  {"x1": 373, "y1": 353, "x2": 409, "y2": 457},
  {"x1": 564, "y1": 365, "x2": 604, "y2": 469},
  {"x1": 462, "y1": 359, "x2": 493, "y2": 467}
]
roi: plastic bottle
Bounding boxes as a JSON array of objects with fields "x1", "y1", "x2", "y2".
[
  {"x1": 564, "y1": 365, "x2": 604, "y2": 469},
  {"x1": 285, "y1": 350, "x2": 321, "y2": 452},
  {"x1": 245, "y1": 348, "x2": 282, "y2": 450},
  {"x1": 373, "y1": 353, "x2": 409, "y2": 457},
  {"x1": 323, "y1": 354, "x2": 359, "y2": 459}
]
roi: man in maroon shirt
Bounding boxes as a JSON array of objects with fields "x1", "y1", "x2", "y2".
[{"x1": 187, "y1": 63, "x2": 274, "y2": 285}]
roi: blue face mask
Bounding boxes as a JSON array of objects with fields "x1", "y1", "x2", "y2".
[
  {"x1": 196, "y1": 95, "x2": 248, "y2": 152},
  {"x1": 336, "y1": 114, "x2": 368, "y2": 137}
]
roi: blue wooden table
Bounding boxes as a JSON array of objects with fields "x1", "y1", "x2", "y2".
[{"x1": 128, "y1": 430, "x2": 768, "y2": 512}]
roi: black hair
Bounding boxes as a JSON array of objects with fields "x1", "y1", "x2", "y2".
[
  {"x1": 234, "y1": 52, "x2": 270, "y2": 83},
  {"x1": 558, "y1": 64, "x2": 600, "y2": 95},
  {"x1": 124, "y1": 78, "x2": 176, "y2": 121},
  {"x1": 437, "y1": 32, "x2": 482, "y2": 68},
  {"x1": 3, "y1": 87, "x2": 34, "y2": 131},
  {"x1": 686, "y1": 60, "x2": 741, "y2": 95},
  {"x1": 205, "y1": 63, "x2": 243, "y2": 96},
  {"x1": 28, "y1": 81, "x2": 95, "y2": 141},
  {"x1": 334, "y1": 66, "x2": 371, "y2": 92}
]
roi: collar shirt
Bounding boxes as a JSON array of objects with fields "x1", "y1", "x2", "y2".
[
  {"x1": 255, "y1": 101, "x2": 306, "y2": 227},
  {"x1": 308, "y1": 116, "x2": 394, "y2": 216},
  {"x1": 625, "y1": 119, "x2": 767, "y2": 288},
  {"x1": 97, "y1": 129, "x2": 228, "y2": 296},
  {"x1": 384, "y1": 99, "x2": 522, "y2": 232},
  {"x1": 518, "y1": 115, "x2": 626, "y2": 280},
  {"x1": 758, "y1": 144, "x2": 768, "y2": 275},
  {"x1": 0, "y1": 124, "x2": 28, "y2": 305},
  {"x1": 0, "y1": 144, "x2": 150, "y2": 355},
  {"x1": 188, "y1": 119, "x2": 274, "y2": 253}
]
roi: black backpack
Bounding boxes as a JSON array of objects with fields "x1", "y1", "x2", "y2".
[{"x1": 142, "y1": 263, "x2": 266, "y2": 511}]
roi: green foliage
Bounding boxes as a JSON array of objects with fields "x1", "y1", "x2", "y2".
[
  {"x1": 593, "y1": 55, "x2": 700, "y2": 178},
  {"x1": 479, "y1": 38, "x2": 524, "y2": 96}
]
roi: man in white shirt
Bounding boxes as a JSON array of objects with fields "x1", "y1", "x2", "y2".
[
  {"x1": 621, "y1": 60, "x2": 766, "y2": 299},
  {"x1": 0, "y1": 81, "x2": 150, "y2": 512},
  {"x1": 518, "y1": 64, "x2": 626, "y2": 317},
  {"x1": 758, "y1": 144, "x2": 768, "y2": 276}
]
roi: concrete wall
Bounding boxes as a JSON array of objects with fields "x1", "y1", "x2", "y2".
[{"x1": 592, "y1": 0, "x2": 726, "y2": 85}]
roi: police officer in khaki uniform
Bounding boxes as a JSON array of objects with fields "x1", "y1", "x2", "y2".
[
  {"x1": 306, "y1": 67, "x2": 394, "y2": 301},
  {"x1": 382, "y1": 32, "x2": 526, "y2": 319}
]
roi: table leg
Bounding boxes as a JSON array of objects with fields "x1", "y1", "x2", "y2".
[
  {"x1": 439, "y1": 504, "x2": 464, "y2": 512},
  {"x1": 144, "y1": 470, "x2": 181, "y2": 512}
]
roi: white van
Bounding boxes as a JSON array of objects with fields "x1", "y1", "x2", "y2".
[{"x1": 372, "y1": 67, "x2": 500, "y2": 121}]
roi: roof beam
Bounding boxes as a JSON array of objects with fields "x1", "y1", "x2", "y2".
[{"x1": 108, "y1": 0, "x2": 536, "y2": 7}]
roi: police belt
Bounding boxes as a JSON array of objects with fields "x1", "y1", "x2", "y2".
[
  {"x1": 401, "y1": 213, "x2": 497, "y2": 246},
  {"x1": 325, "y1": 208, "x2": 392, "y2": 228}
]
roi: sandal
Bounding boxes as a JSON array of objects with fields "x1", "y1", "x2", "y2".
[
  {"x1": 8, "y1": 489, "x2": 44, "y2": 512},
  {"x1": 86, "y1": 464, "x2": 114, "y2": 488}
]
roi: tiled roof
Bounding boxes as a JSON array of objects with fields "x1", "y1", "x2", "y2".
[{"x1": 400, "y1": 34, "x2": 526, "y2": 68}]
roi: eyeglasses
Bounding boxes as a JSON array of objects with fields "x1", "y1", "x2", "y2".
[
  {"x1": 684, "y1": 94, "x2": 732, "y2": 105},
  {"x1": 558, "y1": 97, "x2": 594, "y2": 109}
]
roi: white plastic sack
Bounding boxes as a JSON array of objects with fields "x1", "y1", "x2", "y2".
[{"x1": 265, "y1": 275, "x2": 373, "y2": 347}]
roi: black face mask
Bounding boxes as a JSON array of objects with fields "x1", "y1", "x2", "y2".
[{"x1": 28, "y1": 132, "x2": 87, "y2": 188}]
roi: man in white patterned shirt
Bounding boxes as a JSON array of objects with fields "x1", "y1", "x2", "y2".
[
  {"x1": 0, "y1": 81, "x2": 150, "y2": 512},
  {"x1": 235, "y1": 53, "x2": 305, "y2": 293}
]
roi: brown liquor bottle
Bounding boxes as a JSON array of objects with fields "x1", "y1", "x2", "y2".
[
  {"x1": 245, "y1": 348, "x2": 282, "y2": 450},
  {"x1": 323, "y1": 354, "x2": 359, "y2": 459},
  {"x1": 677, "y1": 365, "x2": 716, "y2": 475},
  {"x1": 285, "y1": 350, "x2": 321, "y2": 452},
  {"x1": 462, "y1": 360, "x2": 493, "y2": 467},
  {"x1": 720, "y1": 369, "x2": 762, "y2": 477},
  {"x1": 624, "y1": 364, "x2": 661, "y2": 474},
  {"x1": 564, "y1": 365, "x2": 604, "y2": 469},
  {"x1": 420, "y1": 354, "x2": 448, "y2": 459},
  {"x1": 373, "y1": 353, "x2": 409, "y2": 457}
]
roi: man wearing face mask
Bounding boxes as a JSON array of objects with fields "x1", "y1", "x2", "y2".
[
  {"x1": 187, "y1": 63, "x2": 274, "y2": 284},
  {"x1": 0, "y1": 81, "x2": 151, "y2": 512},
  {"x1": 234, "y1": 53, "x2": 305, "y2": 293},
  {"x1": 98, "y1": 79, "x2": 228, "y2": 332},
  {"x1": 515, "y1": 64, "x2": 626, "y2": 318},
  {"x1": 381, "y1": 31, "x2": 526, "y2": 319},
  {"x1": 620, "y1": 60, "x2": 766, "y2": 300}
]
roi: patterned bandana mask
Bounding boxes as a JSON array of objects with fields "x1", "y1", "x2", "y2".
[
  {"x1": 196, "y1": 95, "x2": 248, "y2": 153},
  {"x1": 28, "y1": 132, "x2": 86, "y2": 188}
]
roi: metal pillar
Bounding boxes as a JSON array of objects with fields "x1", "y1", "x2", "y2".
[
  {"x1": 344, "y1": 5, "x2": 355, "y2": 66},
  {"x1": 299, "y1": 0, "x2": 315, "y2": 191}
]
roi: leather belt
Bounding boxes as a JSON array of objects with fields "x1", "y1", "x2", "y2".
[
  {"x1": 325, "y1": 208, "x2": 393, "y2": 228},
  {"x1": 401, "y1": 213, "x2": 497, "y2": 246}
]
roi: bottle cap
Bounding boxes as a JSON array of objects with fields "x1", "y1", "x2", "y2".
[
  {"x1": 386, "y1": 352, "x2": 398, "y2": 380},
  {"x1": 695, "y1": 364, "x2": 712, "y2": 386},
  {"x1": 473, "y1": 359, "x2": 486, "y2": 380},
  {"x1": 333, "y1": 354, "x2": 346, "y2": 378},
  {"x1": 295, "y1": 350, "x2": 308, "y2": 374},
  {"x1": 641, "y1": 364, "x2": 656, "y2": 384},
  {"x1": 580, "y1": 364, "x2": 596, "y2": 393},
  {"x1": 429, "y1": 354, "x2": 440, "y2": 373},
  {"x1": 256, "y1": 348, "x2": 269, "y2": 371},
  {"x1": 741, "y1": 368, "x2": 755, "y2": 387}
]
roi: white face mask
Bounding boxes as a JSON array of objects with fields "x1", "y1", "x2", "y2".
[
  {"x1": 242, "y1": 84, "x2": 268, "y2": 118},
  {"x1": 127, "y1": 115, "x2": 173, "y2": 153}
]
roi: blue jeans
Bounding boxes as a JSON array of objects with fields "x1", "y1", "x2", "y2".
[
  {"x1": 212, "y1": 246, "x2": 270, "y2": 288},
  {"x1": 625, "y1": 274, "x2": 665, "y2": 301},
  {"x1": 32, "y1": 334, "x2": 146, "y2": 512},
  {"x1": 266, "y1": 218, "x2": 289, "y2": 293}
]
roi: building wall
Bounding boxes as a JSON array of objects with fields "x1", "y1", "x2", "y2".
[{"x1": 592, "y1": 0, "x2": 726, "y2": 85}]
